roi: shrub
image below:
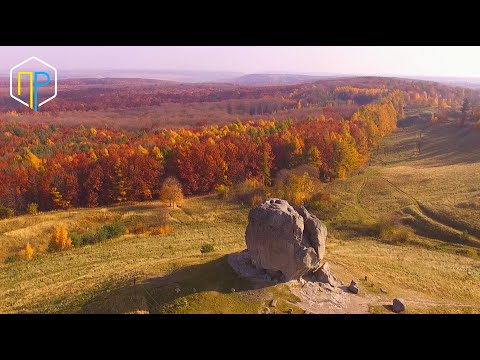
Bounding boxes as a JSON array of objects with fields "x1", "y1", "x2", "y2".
[
  {"x1": 0, "y1": 205, "x2": 14, "y2": 220},
  {"x1": 373, "y1": 213, "x2": 399, "y2": 236},
  {"x1": 49, "y1": 226, "x2": 72, "y2": 252},
  {"x1": 26, "y1": 203, "x2": 39, "y2": 215},
  {"x1": 132, "y1": 223, "x2": 147, "y2": 235},
  {"x1": 390, "y1": 227, "x2": 412, "y2": 243},
  {"x1": 200, "y1": 243, "x2": 215, "y2": 253},
  {"x1": 5, "y1": 255, "x2": 17, "y2": 263},
  {"x1": 462, "y1": 230, "x2": 470, "y2": 243},
  {"x1": 102, "y1": 220, "x2": 127, "y2": 238},
  {"x1": 70, "y1": 233, "x2": 83, "y2": 247},
  {"x1": 150, "y1": 225, "x2": 173, "y2": 235},
  {"x1": 72, "y1": 220, "x2": 127, "y2": 246}
]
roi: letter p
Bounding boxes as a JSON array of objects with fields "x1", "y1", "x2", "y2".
[{"x1": 33, "y1": 71, "x2": 50, "y2": 111}]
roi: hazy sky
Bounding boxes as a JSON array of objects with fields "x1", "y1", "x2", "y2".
[{"x1": 1, "y1": 46, "x2": 480, "y2": 77}]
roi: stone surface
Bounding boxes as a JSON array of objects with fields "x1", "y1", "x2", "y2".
[
  {"x1": 392, "y1": 298, "x2": 406, "y2": 313},
  {"x1": 348, "y1": 280, "x2": 359, "y2": 294},
  {"x1": 313, "y1": 262, "x2": 338, "y2": 287},
  {"x1": 245, "y1": 198, "x2": 327, "y2": 280}
]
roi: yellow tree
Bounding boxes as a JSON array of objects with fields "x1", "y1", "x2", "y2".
[
  {"x1": 25, "y1": 242, "x2": 34, "y2": 260},
  {"x1": 160, "y1": 177, "x2": 184, "y2": 208},
  {"x1": 306, "y1": 145, "x2": 322, "y2": 168},
  {"x1": 49, "y1": 226, "x2": 72, "y2": 252}
]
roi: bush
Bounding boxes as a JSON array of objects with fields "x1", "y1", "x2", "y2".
[
  {"x1": 200, "y1": 243, "x2": 215, "y2": 253},
  {"x1": 5, "y1": 255, "x2": 17, "y2": 263},
  {"x1": 150, "y1": 225, "x2": 173, "y2": 235},
  {"x1": 71, "y1": 220, "x2": 127, "y2": 246},
  {"x1": 0, "y1": 206, "x2": 14, "y2": 220},
  {"x1": 462, "y1": 230, "x2": 470, "y2": 243},
  {"x1": 16, "y1": 242, "x2": 34, "y2": 261},
  {"x1": 102, "y1": 220, "x2": 127, "y2": 238},
  {"x1": 132, "y1": 223, "x2": 147, "y2": 235},
  {"x1": 390, "y1": 227, "x2": 412, "y2": 243},
  {"x1": 373, "y1": 213, "x2": 399, "y2": 236},
  {"x1": 70, "y1": 233, "x2": 83, "y2": 247},
  {"x1": 372, "y1": 213, "x2": 413, "y2": 244},
  {"x1": 49, "y1": 226, "x2": 72, "y2": 252},
  {"x1": 26, "y1": 203, "x2": 39, "y2": 215}
]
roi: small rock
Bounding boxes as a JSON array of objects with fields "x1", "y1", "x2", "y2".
[
  {"x1": 270, "y1": 299, "x2": 277, "y2": 307},
  {"x1": 313, "y1": 262, "x2": 338, "y2": 287},
  {"x1": 174, "y1": 287, "x2": 181, "y2": 294},
  {"x1": 231, "y1": 288, "x2": 236, "y2": 293},
  {"x1": 348, "y1": 280, "x2": 359, "y2": 294},
  {"x1": 263, "y1": 307, "x2": 271, "y2": 314},
  {"x1": 192, "y1": 288, "x2": 196, "y2": 293},
  {"x1": 380, "y1": 288, "x2": 387, "y2": 294},
  {"x1": 182, "y1": 299, "x2": 188, "y2": 306},
  {"x1": 364, "y1": 276, "x2": 368, "y2": 281},
  {"x1": 392, "y1": 298, "x2": 406, "y2": 313},
  {"x1": 287, "y1": 308, "x2": 293, "y2": 314}
]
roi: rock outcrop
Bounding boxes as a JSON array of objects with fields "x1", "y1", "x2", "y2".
[
  {"x1": 312, "y1": 262, "x2": 338, "y2": 287},
  {"x1": 245, "y1": 198, "x2": 328, "y2": 281},
  {"x1": 348, "y1": 280, "x2": 359, "y2": 294}
]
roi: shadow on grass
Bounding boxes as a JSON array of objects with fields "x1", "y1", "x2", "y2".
[
  {"x1": 80, "y1": 255, "x2": 272, "y2": 314},
  {"x1": 382, "y1": 304, "x2": 395, "y2": 313}
]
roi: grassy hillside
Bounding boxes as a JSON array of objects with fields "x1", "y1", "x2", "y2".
[{"x1": 1, "y1": 111, "x2": 480, "y2": 314}]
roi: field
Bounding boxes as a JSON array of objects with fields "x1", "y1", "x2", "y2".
[{"x1": 0, "y1": 109, "x2": 479, "y2": 314}]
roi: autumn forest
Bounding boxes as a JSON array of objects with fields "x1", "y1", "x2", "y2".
[{"x1": 0, "y1": 77, "x2": 477, "y2": 215}]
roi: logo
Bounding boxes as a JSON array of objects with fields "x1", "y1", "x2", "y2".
[{"x1": 10, "y1": 56, "x2": 57, "y2": 111}]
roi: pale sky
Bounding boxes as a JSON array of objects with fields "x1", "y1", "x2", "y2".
[{"x1": 1, "y1": 46, "x2": 480, "y2": 78}]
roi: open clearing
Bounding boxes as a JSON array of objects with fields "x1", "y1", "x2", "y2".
[{"x1": 1, "y1": 112, "x2": 479, "y2": 314}]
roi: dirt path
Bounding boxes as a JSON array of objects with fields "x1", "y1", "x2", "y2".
[
  {"x1": 288, "y1": 280, "x2": 475, "y2": 314},
  {"x1": 355, "y1": 176, "x2": 376, "y2": 220},
  {"x1": 288, "y1": 281, "x2": 376, "y2": 314}
]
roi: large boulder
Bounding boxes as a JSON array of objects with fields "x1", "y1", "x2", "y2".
[{"x1": 245, "y1": 198, "x2": 328, "y2": 281}]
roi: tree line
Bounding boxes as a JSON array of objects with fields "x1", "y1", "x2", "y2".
[{"x1": 0, "y1": 91, "x2": 404, "y2": 214}]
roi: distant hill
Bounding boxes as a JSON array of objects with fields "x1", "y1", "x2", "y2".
[{"x1": 232, "y1": 73, "x2": 328, "y2": 86}]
